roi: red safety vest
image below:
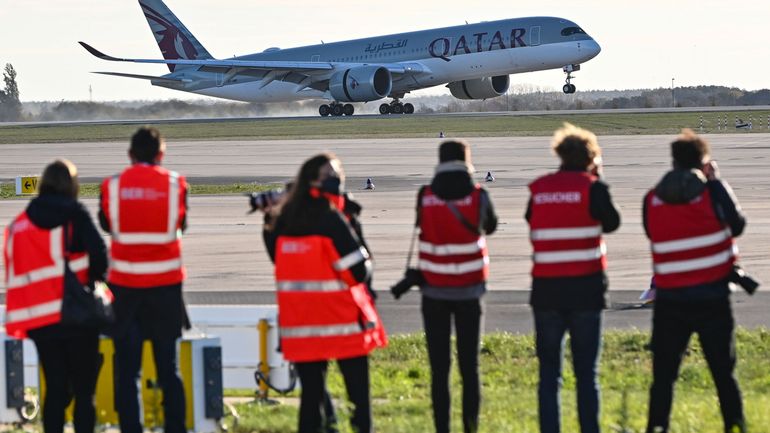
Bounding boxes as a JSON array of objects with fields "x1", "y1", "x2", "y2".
[
  {"x1": 3, "y1": 212, "x2": 90, "y2": 338},
  {"x1": 418, "y1": 185, "x2": 489, "y2": 287},
  {"x1": 528, "y1": 171, "x2": 606, "y2": 278},
  {"x1": 101, "y1": 164, "x2": 186, "y2": 288},
  {"x1": 645, "y1": 188, "x2": 736, "y2": 289},
  {"x1": 274, "y1": 234, "x2": 386, "y2": 362}
]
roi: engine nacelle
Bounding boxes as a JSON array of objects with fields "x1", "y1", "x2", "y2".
[
  {"x1": 329, "y1": 66, "x2": 392, "y2": 102},
  {"x1": 447, "y1": 75, "x2": 510, "y2": 100}
]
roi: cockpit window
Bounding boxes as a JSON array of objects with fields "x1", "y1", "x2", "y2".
[{"x1": 561, "y1": 27, "x2": 586, "y2": 36}]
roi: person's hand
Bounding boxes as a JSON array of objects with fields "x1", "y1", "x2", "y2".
[{"x1": 702, "y1": 160, "x2": 720, "y2": 180}]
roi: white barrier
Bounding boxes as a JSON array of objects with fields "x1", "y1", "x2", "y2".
[{"x1": 1, "y1": 304, "x2": 291, "y2": 391}]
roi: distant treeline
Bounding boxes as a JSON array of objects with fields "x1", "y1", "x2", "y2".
[{"x1": 16, "y1": 85, "x2": 770, "y2": 121}]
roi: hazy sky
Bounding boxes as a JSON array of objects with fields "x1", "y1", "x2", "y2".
[{"x1": 1, "y1": 0, "x2": 767, "y2": 102}]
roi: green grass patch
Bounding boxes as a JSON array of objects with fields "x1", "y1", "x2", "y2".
[
  {"x1": 0, "y1": 182, "x2": 276, "y2": 199},
  {"x1": 1, "y1": 111, "x2": 769, "y2": 144},
  {"x1": 224, "y1": 328, "x2": 770, "y2": 433}
]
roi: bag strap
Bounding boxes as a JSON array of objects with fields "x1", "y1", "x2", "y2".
[{"x1": 445, "y1": 201, "x2": 481, "y2": 235}]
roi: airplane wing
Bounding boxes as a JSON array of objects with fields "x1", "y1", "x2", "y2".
[
  {"x1": 92, "y1": 71, "x2": 188, "y2": 83},
  {"x1": 80, "y1": 42, "x2": 427, "y2": 92}
]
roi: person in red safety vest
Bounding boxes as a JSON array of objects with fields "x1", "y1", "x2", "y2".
[
  {"x1": 98, "y1": 127, "x2": 189, "y2": 433},
  {"x1": 4, "y1": 159, "x2": 107, "y2": 433},
  {"x1": 403, "y1": 140, "x2": 498, "y2": 433},
  {"x1": 262, "y1": 153, "x2": 386, "y2": 433},
  {"x1": 526, "y1": 123, "x2": 620, "y2": 433},
  {"x1": 644, "y1": 130, "x2": 748, "y2": 433}
]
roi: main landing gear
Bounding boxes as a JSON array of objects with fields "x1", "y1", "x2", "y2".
[
  {"x1": 379, "y1": 99, "x2": 415, "y2": 115},
  {"x1": 562, "y1": 64, "x2": 580, "y2": 94},
  {"x1": 319, "y1": 102, "x2": 354, "y2": 117}
]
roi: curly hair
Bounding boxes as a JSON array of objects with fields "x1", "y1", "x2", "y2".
[{"x1": 551, "y1": 123, "x2": 601, "y2": 169}]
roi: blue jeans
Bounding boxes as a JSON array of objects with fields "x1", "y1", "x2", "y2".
[{"x1": 534, "y1": 309, "x2": 602, "y2": 433}]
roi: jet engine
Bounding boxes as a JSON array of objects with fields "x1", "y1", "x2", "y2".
[
  {"x1": 447, "y1": 75, "x2": 510, "y2": 100},
  {"x1": 329, "y1": 66, "x2": 392, "y2": 103}
]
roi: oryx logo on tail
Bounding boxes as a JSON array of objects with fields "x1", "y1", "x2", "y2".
[{"x1": 138, "y1": 0, "x2": 212, "y2": 72}]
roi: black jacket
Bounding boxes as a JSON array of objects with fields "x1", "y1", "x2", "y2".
[
  {"x1": 263, "y1": 198, "x2": 373, "y2": 292},
  {"x1": 24, "y1": 194, "x2": 108, "y2": 340},
  {"x1": 643, "y1": 169, "x2": 746, "y2": 301},
  {"x1": 418, "y1": 169, "x2": 498, "y2": 235},
  {"x1": 525, "y1": 169, "x2": 621, "y2": 310}
]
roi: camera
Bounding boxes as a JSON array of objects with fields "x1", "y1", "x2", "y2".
[
  {"x1": 729, "y1": 265, "x2": 760, "y2": 295},
  {"x1": 248, "y1": 189, "x2": 284, "y2": 213},
  {"x1": 390, "y1": 268, "x2": 425, "y2": 299}
]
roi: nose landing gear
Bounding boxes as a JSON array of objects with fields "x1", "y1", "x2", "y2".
[
  {"x1": 319, "y1": 102, "x2": 354, "y2": 117},
  {"x1": 562, "y1": 64, "x2": 580, "y2": 94},
  {"x1": 378, "y1": 99, "x2": 415, "y2": 115}
]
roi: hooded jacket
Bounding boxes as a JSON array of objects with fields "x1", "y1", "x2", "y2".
[
  {"x1": 22, "y1": 194, "x2": 108, "y2": 339},
  {"x1": 643, "y1": 169, "x2": 746, "y2": 301}
]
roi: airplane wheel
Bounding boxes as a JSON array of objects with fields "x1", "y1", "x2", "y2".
[
  {"x1": 403, "y1": 103, "x2": 415, "y2": 114},
  {"x1": 332, "y1": 104, "x2": 344, "y2": 116},
  {"x1": 319, "y1": 104, "x2": 331, "y2": 116},
  {"x1": 391, "y1": 103, "x2": 404, "y2": 114},
  {"x1": 343, "y1": 104, "x2": 355, "y2": 116},
  {"x1": 379, "y1": 103, "x2": 391, "y2": 115},
  {"x1": 562, "y1": 84, "x2": 572, "y2": 94}
]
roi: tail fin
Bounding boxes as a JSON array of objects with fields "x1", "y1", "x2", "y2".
[{"x1": 139, "y1": 0, "x2": 212, "y2": 72}]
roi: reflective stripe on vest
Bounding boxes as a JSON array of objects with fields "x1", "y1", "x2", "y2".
[
  {"x1": 533, "y1": 243, "x2": 607, "y2": 264},
  {"x1": 110, "y1": 258, "x2": 183, "y2": 275},
  {"x1": 418, "y1": 256, "x2": 489, "y2": 275},
  {"x1": 69, "y1": 254, "x2": 89, "y2": 273},
  {"x1": 6, "y1": 227, "x2": 64, "y2": 290},
  {"x1": 333, "y1": 246, "x2": 369, "y2": 271},
  {"x1": 651, "y1": 228, "x2": 731, "y2": 254},
  {"x1": 109, "y1": 172, "x2": 180, "y2": 245},
  {"x1": 276, "y1": 280, "x2": 348, "y2": 292},
  {"x1": 5, "y1": 299, "x2": 62, "y2": 324},
  {"x1": 654, "y1": 244, "x2": 738, "y2": 275},
  {"x1": 531, "y1": 225, "x2": 602, "y2": 241},
  {"x1": 419, "y1": 238, "x2": 486, "y2": 256},
  {"x1": 280, "y1": 322, "x2": 364, "y2": 338}
]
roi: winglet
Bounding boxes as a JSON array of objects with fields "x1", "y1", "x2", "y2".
[{"x1": 78, "y1": 42, "x2": 125, "y2": 62}]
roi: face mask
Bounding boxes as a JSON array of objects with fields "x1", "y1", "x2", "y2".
[{"x1": 320, "y1": 176, "x2": 344, "y2": 195}]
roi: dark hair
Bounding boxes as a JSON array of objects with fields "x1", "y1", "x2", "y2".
[
  {"x1": 551, "y1": 123, "x2": 600, "y2": 169},
  {"x1": 671, "y1": 129, "x2": 710, "y2": 169},
  {"x1": 275, "y1": 153, "x2": 335, "y2": 234},
  {"x1": 130, "y1": 127, "x2": 164, "y2": 163},
  {"x1": 439, "y1": 140, "x2": 470, "y2": 163},
  {"x1": 38, "y1": 159, "x2": 79, "y2": 199}
]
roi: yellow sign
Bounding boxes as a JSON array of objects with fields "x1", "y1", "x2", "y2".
[{"x1": 15, "y1": 176, "x2": 39, "y2": 195}]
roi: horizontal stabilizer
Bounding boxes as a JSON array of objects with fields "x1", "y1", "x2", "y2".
[{"x1": 92, "y1": 71, "x2": 185, "y2": 83}]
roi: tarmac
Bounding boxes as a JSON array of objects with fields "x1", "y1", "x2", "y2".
[{"x1": 1, "y1": 133, "x2": 769, "y2": 332}]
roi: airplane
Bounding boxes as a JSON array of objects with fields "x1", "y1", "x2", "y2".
[{"x1": 80, "y1": 0, "x2": 601, "y2": 117}]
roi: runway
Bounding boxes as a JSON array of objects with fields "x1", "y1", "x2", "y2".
[
  {"x1": 2, "y1": 105, "x2": 769, "y2": 128},
  {"x1": 1, "y1": 134, "x2": 769, "y2": 330}
]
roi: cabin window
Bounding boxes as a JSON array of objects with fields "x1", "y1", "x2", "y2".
[{"x1": 561, "y1": 27, "x2": 586, "y2": 36}]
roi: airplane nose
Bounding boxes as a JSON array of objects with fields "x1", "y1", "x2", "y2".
[{"x1": 583, "y1": 39, "x2": 601, "y2": 59}]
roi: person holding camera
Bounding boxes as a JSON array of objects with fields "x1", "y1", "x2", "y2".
[
  {"x1": 262, "y1": 153, "x2": 387, "y2": 433},
  {"x1": 4, "y1": 159, "x2": 107, "y2": 433},
  {"x1": 98, "y1": 127, "x2": 189, "y2": 433},
  {"x1": 526, "y1": 123, "x2": 620, "y2": 433},
  {"x1": 644, "y1": 130, "x2": 749, "y2": 433},
  {"x1": 394, "y1": 140, "x2": 497, "y2": 433}
]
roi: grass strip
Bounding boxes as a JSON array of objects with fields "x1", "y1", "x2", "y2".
[
  {"x1": 0, "y1": 183, "x2": 277, "y2": 199},
  {"x1": 225, "y1": 328, "x2": 770, "y2": 433},
  {"x1": 1, "y1": 111, "x2": 770, "y2": 144}
]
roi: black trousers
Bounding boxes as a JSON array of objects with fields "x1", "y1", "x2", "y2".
[
  {"x1": 114, "y1": 319, "x2": 186, "y2": 433},
  {"x1": 33, "y1": 331, "x2": 100, "y2": 433},
  {"x1": 421, "y1": 296, "x2": 483, "y2": 433},
  {"x1": 295, "y1": 355, "x2": 372, "y2": 433},
  {"x1": 646, "y1": 297, "x2": 745, "y2": 433}
]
